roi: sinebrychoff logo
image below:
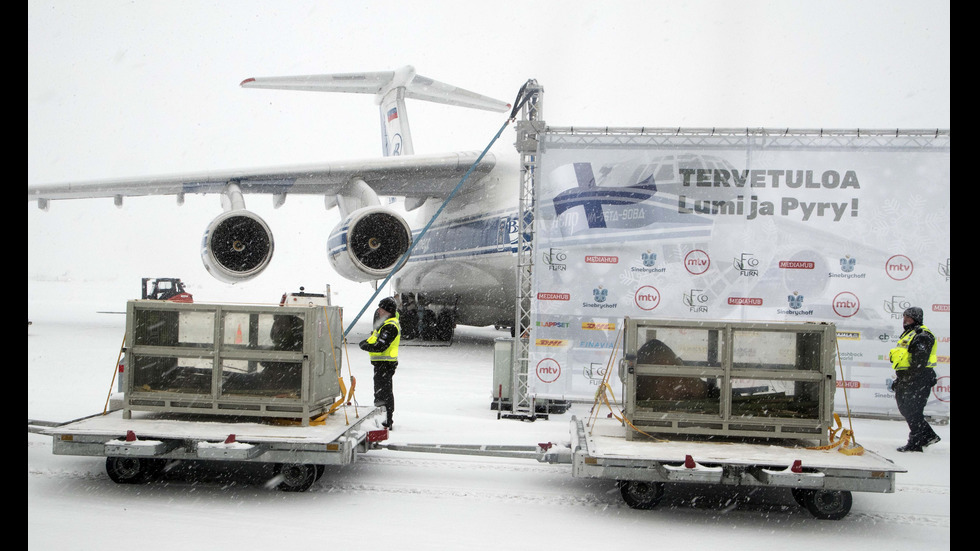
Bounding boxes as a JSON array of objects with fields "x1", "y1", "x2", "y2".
[
  {"x1": 593, "y1": 286, "x2": 608, "y2": 302},
  {"x1": 885, "y1": 254, "x2": 913, "y2": 281},
  {"x1": 683, "y1": 288, "x2": 708, "y2": 313},
  {"x1": 542, "y1": 248, "x2": 567, "y2": 271},
  {"x1": 584, "y1": 286, "x2": 617, "y2": 310},
  {"x1": 734, "y1": 252, "x2": 759, "y2": 276},
  {"x1": 630, "y1": 250, "x2": 666, "y2": 274},
  {"x1": 830, "y1": 254, "x2": 866, "y2": 279},
  {"x1": 938, "y1": 257, "x2": 949, "y2": 282},
  {"x1": 778, "y1": 291, "x2": 813, "y2": 316},
  {"x1": 883, "y1": 295, "x2": 912, "y2": 319}
]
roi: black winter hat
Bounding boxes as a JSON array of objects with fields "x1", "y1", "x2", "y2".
[
  {"x1": 903, "y1": 306, "x2": 924, "y2": 325},
  {"x1": 378, "y1": 297, "x2": 398, "y2": 314}
]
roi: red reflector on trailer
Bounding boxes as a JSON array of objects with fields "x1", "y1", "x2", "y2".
[
  {"x1": 791, "y1": 460, "x2": 803, "y2": 473},
  {"x1": 367, "y1": 428, "x2": 389, "y2": 443},
  {"x1": 685, "y1": 455, "x2": 695, "y2": 469}
]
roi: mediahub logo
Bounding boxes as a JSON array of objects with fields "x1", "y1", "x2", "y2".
[
  {"x1": 932, "y1": 304, "x2": 950, "y2": 313},
  {"x1": 684, "y1": 250, "x2": 710, "y2": 275},
  {"x1": 535, "y1": 358, "x2": 561, "y2": 384},
  {"x1": 885, "y1": 254, "x2": 913, "y2": 281},
  {"x1": 883, "y1": 295, "x2": 912, "y2": 319},
  {"x1": 938, "y1": 257, "x2": 950, "y2": 282},
  {"x1": 585, "y1": 255, "x2": 618, "y2": 264},
  {"x1": 833, "y1": 291, "x2": 860, "y2": 318},
  {"x1": 830, "y1": 254, "x2": 866, "y2": 279},
  {"x1": 778, "y1": 291, "x2": 813, "y2": 316},
  {"x1": 542, "y1": 248, "x2": 567, "y2": 271},
  {"x1": 734, "y1": 252, "x2": 759, "y2": 276},
  {"x1": 584, "y1": 286, "x2": 617, "y2": 310},
  {"x1": 630, "y1": 250, "x2": 666, "y2": 274},
  {"x1": 537, "y1": 292, "x2": 570, "y2": 301},
  {"x1": 634, "y1": 285, "x2": 661, "y2": 310},
  {"x1": 779, "y1": 260, "x2": 814, "y2": 270},
  {"x1": 683, "y1": 288, "x2": 709, "y2": 313},
  {"x1": 727, "y1": 297, "x2": 763, "y2": 306}
]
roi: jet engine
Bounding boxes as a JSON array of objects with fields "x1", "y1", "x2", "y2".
[
  {"x1": 201, "y1": 210, "x2": 275, "y2": 283},
  {"x1": 328, "y1": 206, "x2": 412, "y2": 282}
]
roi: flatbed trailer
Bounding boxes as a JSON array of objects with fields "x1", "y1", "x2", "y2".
[
  {"x1": 35, "y1": 406, "x2": 388, "y2": 492},
  {"x1": 567, "y1": 415, "x2": 905, "y2": 519}
]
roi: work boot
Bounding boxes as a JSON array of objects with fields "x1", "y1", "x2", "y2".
[
  {"x1": 897, "y1": 443, "x2": 923, "y2": 452},
  {"x1": 924, "y1": 435, "x2": 941, "y2": 447},
  {"x1": 382, "y1": 419, "x2": 394, "y2": 431}
]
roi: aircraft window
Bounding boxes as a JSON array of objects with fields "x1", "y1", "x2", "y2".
[{"x1": 654, "y1": 163, "x2": 675, "y2": 183}]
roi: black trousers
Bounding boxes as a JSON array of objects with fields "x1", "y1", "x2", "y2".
[
  {"x1": 373, "y1": 361, "x2": 397, "y2": 422},
  {"x1": 895, "y1": 368, "x2": 938, "y2": 446}
]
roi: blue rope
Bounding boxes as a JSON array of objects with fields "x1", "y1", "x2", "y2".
[{"x1": 343, "y1": 117, "x2": 514, "y2": 337}]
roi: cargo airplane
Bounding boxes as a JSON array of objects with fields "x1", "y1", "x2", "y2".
[
  {"x1": 28, "y1": 66, "x2": 525, "y2": 341},
  {"x1": 28, "y1": 66, "x2": 724, "y2": 341}
]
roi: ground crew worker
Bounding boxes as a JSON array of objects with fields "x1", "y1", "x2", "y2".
[
  {"x1": 359, "y1": 297, "x2": 400, "y2": 430},
  {"x1": 888, "y1": 306, "x2": 940, "y2": 452}
]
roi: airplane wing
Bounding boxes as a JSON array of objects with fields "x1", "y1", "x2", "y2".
[{"x1": 27, "y1": 151, "x2": 495, "y2": 206}]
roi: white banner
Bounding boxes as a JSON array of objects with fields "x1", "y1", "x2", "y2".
[{"x1": 529, "y1": 131, "x2": 950, "y2": 419}]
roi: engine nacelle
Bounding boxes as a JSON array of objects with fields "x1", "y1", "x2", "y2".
[
  {"x1": 201, "y1": 210, "x2": 275, "y2": 283},
  {"x1": 328, "y1": 207, "x2": 412, "y2": 282}
]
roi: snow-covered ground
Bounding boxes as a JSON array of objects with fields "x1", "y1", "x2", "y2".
[{"x1": 28, "y1": 279, "x2": 949, "y2": 550}]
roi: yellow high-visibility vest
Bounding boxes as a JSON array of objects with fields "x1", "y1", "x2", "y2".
[
  {"x1": 890, "y1": 325, "x2": 937, "y2": 370},
  {"x1": 367, "y1": 315, "x2": 400, "y2": 362}
]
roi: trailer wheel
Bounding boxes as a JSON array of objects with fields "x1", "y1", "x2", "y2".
[
  {"x1": 798, "y1": 489, "x2": 852, "y2": 520},
  {"x1": 105, "y1": 457, "x2": 162, "y2": 484},
  {"x1": 275, "y1": 463, "x2": 317, "y2": 492},
  {"x1": 618, "y1": 480, "x2": 665, "y2": 510}
]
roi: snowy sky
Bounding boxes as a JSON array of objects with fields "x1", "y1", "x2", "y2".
[{"x1": 27, "y1": 0, "x2": 950, "y2": 300}]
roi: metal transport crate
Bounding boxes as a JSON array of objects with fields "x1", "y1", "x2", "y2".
[
  {"x1": 620, "y1": 318, "x2": 837, "y2": 444},
  {"x1": 123, "y1": 300, "x2": 343, "y2": 424}
]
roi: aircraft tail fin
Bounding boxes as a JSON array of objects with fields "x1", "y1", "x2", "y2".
[{"x1": 241, "y1": 65, "x2": 510, "y2": 157}]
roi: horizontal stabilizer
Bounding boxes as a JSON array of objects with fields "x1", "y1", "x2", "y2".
[{"x1": 241, "y1": 65, "x2": 510, "y2": 112}]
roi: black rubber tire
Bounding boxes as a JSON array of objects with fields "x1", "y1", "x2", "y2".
[
  {"x1": 106, "y1": 457, "x2": 162, "y2": 484},
  {"x1": 435, "y1": 311, "x2": 455, "y2": 342},
  {"x1": 275, "y1": 463, "x2": 317, "y2": 492},
  {"x1": 619, "y1": 480, "x2": 666, "y2": 510},
  {"x1": 799, "y1": 489, "x2": 853, "y2": 520}
]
